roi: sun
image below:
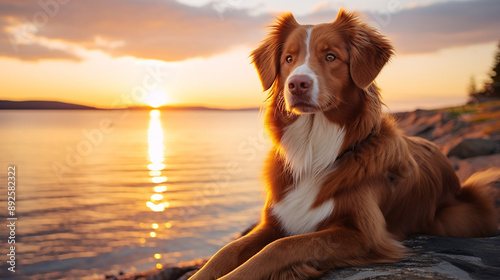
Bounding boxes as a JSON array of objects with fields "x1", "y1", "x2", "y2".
[{"x1": 145, "y1": 89, "x2": 169, "y2": 108}]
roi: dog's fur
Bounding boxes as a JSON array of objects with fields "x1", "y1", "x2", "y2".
[{"x1": 189, "y1": 9, "x2": 498, "y2": 280}]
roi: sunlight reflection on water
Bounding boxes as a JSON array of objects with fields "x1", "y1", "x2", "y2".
[{"x1": 146, "y1": 109, "x2": 172, "y2": 269}]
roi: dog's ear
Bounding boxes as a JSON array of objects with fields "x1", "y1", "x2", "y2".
[
  {"x1": 334, "y1": 9, "x2": 394, "y2": 89},
  {"x1": 251, "y1": 13, "x2": 299, "y2": 91}
]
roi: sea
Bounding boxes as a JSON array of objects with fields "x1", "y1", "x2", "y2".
[{"x1": 0, "y1": 109, "x2": 269, "y2": 279}]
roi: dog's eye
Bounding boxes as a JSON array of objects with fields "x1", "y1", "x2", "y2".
[
  {"x1": 286, "y1": 55, "x2": 293, "y2": 63},
  {"x1": 325, "y1": 53, "x2": 336, "y2": 62}
]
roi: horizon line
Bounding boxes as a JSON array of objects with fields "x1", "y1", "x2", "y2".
[{"x1": 0, "y1": 99, "x2": 262, "y2": 111}]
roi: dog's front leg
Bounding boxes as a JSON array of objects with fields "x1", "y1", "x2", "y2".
[
  {"x1": 189, "y1": 223, "x2": 281, "y2": 280},
  {"x1": 218, "y1": 226, "x2": 403, "y2": 280}
]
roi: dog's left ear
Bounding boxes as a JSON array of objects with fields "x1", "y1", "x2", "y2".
[
  {"x1": 334, "y1": 9, "x2": 394, "y2": 89},
  {"x1": 251, "y1": 13, "x2": 299, "y2": 91}
]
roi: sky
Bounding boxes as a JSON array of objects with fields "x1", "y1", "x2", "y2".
[{"x1": 0, "y1": 0, "x2": 499, "y2": 111}]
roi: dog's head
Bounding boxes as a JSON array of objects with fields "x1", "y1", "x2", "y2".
[{"x1": 251, "y1": 9, "x2": 393, "y2": 115}]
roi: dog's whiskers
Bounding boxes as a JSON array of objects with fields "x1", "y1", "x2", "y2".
[{"x1": 275, "y1": 91, "x2": 292, "y2": 118}]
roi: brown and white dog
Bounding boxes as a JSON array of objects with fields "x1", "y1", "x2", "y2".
[{"x1": 190, "y1": 9, "x2": 498, "y2": 280}]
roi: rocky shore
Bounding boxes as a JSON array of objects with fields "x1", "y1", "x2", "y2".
[
  {"x1": 393, "y1": 101, "x2": 500, "y2": 182},
  {"x1": 107, "y1": 101, "x2": 500, "y2": 280}
]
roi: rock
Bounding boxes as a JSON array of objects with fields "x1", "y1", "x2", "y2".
[
  {"x1": 148, "y1": 266, "x2": 200, "y2": 280},
  {"x1": 450, "y1": 154, "x2": 500, "y2": 182},
  {"x1": 151, "y1": 235, "x2": 500, "y2": 280},
  {"x1": 482, "y1": 105, "x2": 500, "y2": 113},
  {"x1": 322, "y1": 235, "x2": 500, "y2": 280},
  {"x1": 447, "y1": 138, "x2": 500, "y2": 159},
  {"x1": 399, "y1": 111, "x2": 443, "y2": 140},
  {"x1": 414, "y1": 109, "x2": 442, "y2": 118},
  {"x1": 441, "y1": 111, "x2": 456, "y2": 123},
  {"x1": 393, "y1": 109, "x2": 470, "y2": 142},
  {"x1": 433, "y1": 118, "x2": 468, "y2": 139},
  {"x1": 177, "y1": 270, "x2": 197, "y2": 280}
]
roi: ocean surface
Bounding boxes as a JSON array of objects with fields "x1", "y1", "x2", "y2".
[{"x1": 0, "y1": 109, "x2": 269, "y2": 279}]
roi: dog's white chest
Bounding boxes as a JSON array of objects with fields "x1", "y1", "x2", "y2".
[
  {"x1": 272, "y1": 175, "x2": 334, "y2": 236},
  {"x1": 272, "y1": 114, "x2": 341, "y2": 236},
  {"x1": 278, "y1": 114, "x2": 345, "y2": 177}
]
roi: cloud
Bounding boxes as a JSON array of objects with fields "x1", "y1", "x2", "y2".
[
  {"x1": 368, "y1": 0, "x2": 500, "y2": 54},
  {"x1": 0, "y1": 0, "x2": 498, "y2": 62},
  {"x1": 0, "y1": 0, "x2": 271, "y2": 62},
  {"x1": 298, "y1": 0, "x2": 500, "y2": 54},
  {"x1": 0, "y1": 19, "x2": 80, "y2": 60}
]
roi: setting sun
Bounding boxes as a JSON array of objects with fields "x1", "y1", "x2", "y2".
[{"x1": 145, "y1": 89, "x2": 169, "y2": 108}]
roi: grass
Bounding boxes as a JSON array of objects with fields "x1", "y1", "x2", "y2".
[
  {"x1": 447, "y1": 105, "x2": 478, "y2": 117},
  {"x1": 445, "y1": 100, "x2": 500, "y2": 118}
]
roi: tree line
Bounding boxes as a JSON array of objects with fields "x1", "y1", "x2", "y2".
[{"x1": 469, "y1": 41, "x2": 500, "y2": 101}]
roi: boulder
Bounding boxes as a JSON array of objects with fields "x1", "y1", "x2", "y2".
[
  {"x1": 149, "y1": 266, "x2": 200, "y2": 280},
  {"x1": 149, "y1": 235, "x2": 500, "y2": 280},
  {"x1": 447, "y1": 138, "x2": 500, "y2": 159},
  {"x1": 322, "y1": 235, "x2": 500, "y2": 280},
  {"x1": 482, "y1": 105, "x2": 500, "y2": 113}
]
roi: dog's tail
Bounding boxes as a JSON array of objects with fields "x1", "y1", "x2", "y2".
[{"x1": 431, "y1": 168, "x2": 499, "y2": 237}]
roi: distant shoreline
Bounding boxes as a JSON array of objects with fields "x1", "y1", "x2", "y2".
[
  {"x1": 0, "y1": 100, "x2": 98, "y2": 110},
  {"x1": 0, "y1": 100, "x2": 260, "y2": 111}
]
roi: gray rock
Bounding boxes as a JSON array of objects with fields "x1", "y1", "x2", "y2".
[
  {"x1": 393, "y1": 110, "x2": 445, "y2": 141},
  {"x1": 322, "y1": 235, "x2": 500, "y2": 280},
  {"x1": 148, "y1": 266, "x2": 199, "y2": 280},
  {"x1": 482, "y1": 105, "x2": 500, "y2": 113},
  {"x1": 447, "y1": 138, "x2": 500, "y2": 159},
  {"x1": 161, "y1": 235, "x2": 500, "y2": 280},
  {"x1": 433, "y1": 118, "x2": 468, "y2": 139}
]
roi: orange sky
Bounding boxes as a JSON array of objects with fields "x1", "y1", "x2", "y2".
[{"x1": 0, "y1": 0, "x2": 499, "y2": 111}]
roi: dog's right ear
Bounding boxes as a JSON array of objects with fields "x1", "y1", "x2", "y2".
[{"x1": 251, "y1": 13, "x2": 299, "y2": 91}]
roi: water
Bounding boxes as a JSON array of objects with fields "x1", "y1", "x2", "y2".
[{"x1": 0, "y1": 109, "x2": 269, "y2": 279}]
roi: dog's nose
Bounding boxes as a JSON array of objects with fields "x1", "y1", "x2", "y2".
[{"x1": 288, "y1": 75, "x2": 312, "y2": 96}]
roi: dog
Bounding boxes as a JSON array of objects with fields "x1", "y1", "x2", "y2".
[{"x1": 189, "y1": 9, "x2": 498, "y2": 280}]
